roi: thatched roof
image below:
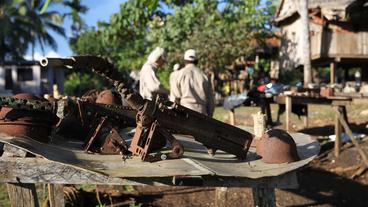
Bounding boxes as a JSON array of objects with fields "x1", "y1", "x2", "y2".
[{"x1": 274, "y1": 0, "x2": 362, "y2": 25}]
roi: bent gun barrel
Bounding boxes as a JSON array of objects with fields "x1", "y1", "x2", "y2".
[{"x1": 40, "y1": 57, "x2": 75, "y2": 68}]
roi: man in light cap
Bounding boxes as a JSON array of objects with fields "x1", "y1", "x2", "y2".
[
  {"x1": 139, "y1": 47, "x2": 169, "y2": 100},
  {"x1": 171, "y1": 49, "x2": 215, "y2": 116}
]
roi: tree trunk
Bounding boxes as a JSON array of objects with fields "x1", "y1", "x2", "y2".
[{"x1": 299, "y1": 0, "x2": 312, "y2": 86}]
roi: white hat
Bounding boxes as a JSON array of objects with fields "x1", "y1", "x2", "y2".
[
  {"x1": 173, "y1": 63, "x2": 180, "y2": 71},
  {"x1": 147, "y1": 47, "x2": 166, "y2": 63},
  {"x1": 184, "y1": 49, "x2": 197, "y2": 61}
]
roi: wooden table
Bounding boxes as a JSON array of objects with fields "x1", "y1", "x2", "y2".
[
  {"x1": 0, "y1": 129, "x2": 319, "y2": 207},
  {"x1": 274, "y1": 95, "x2": 352, "y2": 157}
]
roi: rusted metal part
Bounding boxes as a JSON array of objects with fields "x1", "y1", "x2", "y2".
[
  {"x1": 40, "y1": 56, "x2": 254, "y2": 160},
  {"x1": 81, "y1": 89, "x2": 100, "y2": 102},
  {"x1": 0, "y1": 94, "x2": 136, "y2": 143},
  {"x1": 320, "y1": 87, "x2": 334, "y2": 97},
  {"x1": 84, "y1": 117, "x2": 108, "y2": 152},
  {"x1": 100, "y1": 127, "x2": 129, "y2": 155},
  {"x1": 0, "y1": 93, "x2": 57, "y2": 142},
  {"x1": 256, "y1": 129, "x2": 300, "y2": 164},
  {"x1": 129, "y1": 121, "x2": 183, "y2": 162},
  {"x1": 81, "y1": 90, "x2": 130, "y2": 155},
  {"x1": 95, "y1": 89, "x2": 122, "y2": 105},
  {"x1": 84, "y1": 117, "x2": 129, "y2": 155}
]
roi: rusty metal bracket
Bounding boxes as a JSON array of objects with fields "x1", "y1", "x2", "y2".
[{"x1": 129, "y1": 121, "x2": 184, "y2": 162}]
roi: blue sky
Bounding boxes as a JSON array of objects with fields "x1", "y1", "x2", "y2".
[{"x1": 25, "y1": 0, "x2": 126, "y2": 60}]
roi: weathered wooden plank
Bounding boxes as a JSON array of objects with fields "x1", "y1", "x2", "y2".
[
  {"x1": 7, "y1": 183, "x2": 39, "y2": 207},
  {"x1": 4, "y1": 144, "x2": 39, "y2": 207},
  {"x1": 0, "y1": 156, "x2": 299, "y2": 188},
  {"x1": 0, "y1": 157, "x2": 133, "y2": 185},
  {"x1": 48, "y1": 184, "x2": 64, "y2": 207},
  {"x1": 0, "y1": 133, "x2": 318, "y2": 179},
  {"x1": 2, "y1": 143, "x2": 27, "y2": 157}
]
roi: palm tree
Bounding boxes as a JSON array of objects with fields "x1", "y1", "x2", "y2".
[
  {"x1": 0, "y1": 0, "x2": 32, "y2": 62},
  {"x1": 62, "y1": 0, "x2": 88, "y2": 37},
  {"x1": 20, "y1": 0, "x2": 66, "y2": 60}
]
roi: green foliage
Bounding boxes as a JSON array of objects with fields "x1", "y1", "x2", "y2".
[
  {"x1": 156, "y1": 67, "x2": 171, "y2": 89},
  {"x1": 70, "y1": 29, "x2": 105, "y2": 55},
  {"x1": 70, "y1": 0, "x2": 276, "y2": 88},
  {"x1": 0, "y1": 184, "x2": 10, "y2": 206},
  {"x1": 129, "y1": 200, "x2": 142, "y2": 207},
  {"x1": 64, "y1": 72, "x2": 105, "y2": 96},
  {"x1": 279, "y1": 68, "x2": 303, "y2": 85},
  {"x1": 148, "y1": 0, "x2": 275, "y2": 71}
]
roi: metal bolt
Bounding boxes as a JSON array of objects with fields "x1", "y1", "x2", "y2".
[{"x1": 160, "y1": 154, "x2": 167, "y2": 160}]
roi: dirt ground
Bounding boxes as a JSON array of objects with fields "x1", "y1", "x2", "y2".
[
  {"x1": 79, "y1": 140, "x2": 368, "y2": 207},
  {"x1": 76, "y1": 104, "x2": 368, "y2": 207}
]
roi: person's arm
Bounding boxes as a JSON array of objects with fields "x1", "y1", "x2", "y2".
[
  {"x1": 170, "y1": 73, "x2": 182, "y2": 103},
  {"x1": 145, "y1": 68, "x2": 168, "y2": 94}
]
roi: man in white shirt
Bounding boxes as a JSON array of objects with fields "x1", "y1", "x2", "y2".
[
  {"x1": 170, "y1": 49, "x2": 215, "y2": 117},
  {"x1": 139, "y1": 47, "x2": 169, "y2": 100}
]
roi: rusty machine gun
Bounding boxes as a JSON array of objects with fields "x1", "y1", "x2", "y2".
[{"x1": 40, "y1": 56, "x2": 254, "y2": 161}]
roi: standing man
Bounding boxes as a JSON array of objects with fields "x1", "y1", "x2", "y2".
[
  {"x1": 139, "y1": 47, "x2": 169, "y2": 100},
  {"x1": 169, "y1": 63, "x2": 181, "y2": 101},
  {"x1": 171, "y1": 49, "x2": 215, "y2": 117}
]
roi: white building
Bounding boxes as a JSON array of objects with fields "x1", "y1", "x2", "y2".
[{"x1": 0, "y1": 61, "x2": 64, "y2": 96}]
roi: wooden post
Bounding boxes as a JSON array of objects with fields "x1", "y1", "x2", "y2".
[
  {"x1": 229, "y1": 109, "x2": 235, "y2": 125},
  {"x1": 330, "y1": 62, "x2": 336, "y2": 84},
  {"x1": 252, "y1": 187, "x2": 276, "y2": 207},
  {"x1": 215, "y1": 187, "x2": 228, "y2": 207},
  {"x1": 253, "y1": 112, "x2": 266, "y2": 139},
  {"x1": 7, "y1": 183, "x2": 39, "y2": 207},
  {"x1": 285, "y1": 95, "x2": 292, "y2": 131},
  {"x1": 3, "y1": 144, "x2": 39, "y2": 207},
  {"x1": 299, "y1": 0, "x2": 312, "y2": 86},
  {"x1": 303, "y1": 105, "x2": 308, "y2": 128},
  {"x1": 334, "y1": 107, "x2": 368, "y2": 168},
  {"x1": 48, "y1": 184, "x2": 65, "y2": 207},
  {"x1": 334, "y1": 106, "x2": 342, "y2": 157},
  {"x1": 260, "y1": 96, "x2": 273, "y2": 127}
]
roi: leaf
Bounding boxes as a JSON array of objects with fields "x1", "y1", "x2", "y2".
[{"x1": 39, "y1": 0, "x2": 52, "y2": 14}]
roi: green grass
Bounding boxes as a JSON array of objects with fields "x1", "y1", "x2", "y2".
[{"x1": 0, "y1": 184, "x2": 10, "y2": 207}]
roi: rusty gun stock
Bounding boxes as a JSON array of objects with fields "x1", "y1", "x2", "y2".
[{"x1": 40, "y1": 56, "x2": 253, "y2": 159}]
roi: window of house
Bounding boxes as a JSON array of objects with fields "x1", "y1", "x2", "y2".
[{"x1": 17, "y1": 68, "x2": 33, "y2": 81}]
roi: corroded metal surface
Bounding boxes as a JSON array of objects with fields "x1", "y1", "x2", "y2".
[
  {"x1": 256, "y1": 129, "x2": 300, "y2": 164},
  {"x1": 0, "y1": 93, "x2": 57, "y2": 142},
  {"x1": 0, "y1": 94, "x2": 136, "y2": 154},
  {"x1": 95, "y1": 90, "x2": 122, "y2": 105}
]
